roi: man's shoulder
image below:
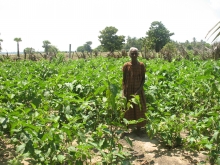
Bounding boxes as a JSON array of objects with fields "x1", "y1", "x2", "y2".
[
  {"x1": 123, "y1": 62, "x2": 131, "y2": 66},
  {"x1": 139, "y1": 61, "x2": 145, "y2": 66}
]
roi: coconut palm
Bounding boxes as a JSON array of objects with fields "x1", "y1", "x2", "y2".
[
  {"x1": 14, "y1": 38, "x2": 22, "y2": 57},
  {"x1": 205, "y1": 21, "x2": 220, "y2": 42}
]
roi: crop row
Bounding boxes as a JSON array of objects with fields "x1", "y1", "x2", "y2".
[{"x1": 0, "y1": 55, "x2": 220, "y2": 164}]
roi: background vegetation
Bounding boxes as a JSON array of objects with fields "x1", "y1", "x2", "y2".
[{"x1": 0, "y1": 21, "x2": 220, "y2": 164}]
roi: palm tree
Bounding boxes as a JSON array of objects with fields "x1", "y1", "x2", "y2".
[
  {"x1": 206, "y1": 21, "x2": 220, "y2": 42},
  {"x1": 0, "y1": 39, "x2": 3, "y2": 52},
  {"x1": 14, "y1": 38, "x2": 22, "y2": 57}
]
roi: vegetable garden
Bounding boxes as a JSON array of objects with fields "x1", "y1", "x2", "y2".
[{"x1": 0, "y1": 54, "x2": 220, "y2": 164}]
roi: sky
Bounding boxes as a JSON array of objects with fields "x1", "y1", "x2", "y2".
[{"x1": 0, "y1": 0, "x2": 220, "y2": 52}]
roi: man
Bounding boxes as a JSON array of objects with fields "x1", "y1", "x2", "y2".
[{"x1": 122, "y1": 47, "x2": 147, "y2": 136}]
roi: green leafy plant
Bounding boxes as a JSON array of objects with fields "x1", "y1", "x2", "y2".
[{"x1": 0, "y1": 57, "x2": 220, "y2": 164}]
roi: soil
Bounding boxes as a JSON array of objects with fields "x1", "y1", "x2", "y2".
[
  {"x1": 119, "y1": 130, "x2": 210, "y2": 165},
  {"x1": 1, "y1": 132, "x2": 210, "y2": 165},
  {"x1": 0, "y1": 136, "x2": 16, "y2": 165}
]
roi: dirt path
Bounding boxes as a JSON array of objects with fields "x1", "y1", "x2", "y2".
[{"x1": 119, "y1": 131, "x2": 210, "y2": 165}]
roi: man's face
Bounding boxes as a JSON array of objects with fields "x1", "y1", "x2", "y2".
[{"x1": 130, "y1": 50, "x2": 138, "y2": 59}]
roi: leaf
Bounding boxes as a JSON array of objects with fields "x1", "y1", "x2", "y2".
[
  {"x1": 75, "y1": 160, "x2": 83, "y2": 165},
  {"x1": 101, "y1": 139, "x2": 108, "y2": 149},
  {"x1": 136, "y1": 118, "x2": 145, "y2": 123},
  {"x1": 217, "y1": 157, "x2": 220, "y2": 165},
  {"x1": 205, "y1": 144, "x2": 212, "y2": 150},
  {"x1": 65, "y1": 114, "x2": 72, "y2": 121},
  {"x1": 99, "y1": 139, "x2": 105, "y2": 148},
  {"x1": 35, "y1": 149, "x2": 41, "y2": 154},
  {"x1": 94, "y1": 86, "x2": 107, "y2": 95},
  {"x1": 102, "y1": 97, "x2": 107, "y2": 102},
  {"x1": 168, "y1": 140, "x2": 172, "y2": 146},
  {"x1": 64, "y1": 82, "x2": 73, "y2": 91},
  {"x1": 190, "y1": 137, "x2": 196, "y2": 143},
  {"x1": 67, "y1": 146, "x2": 76, "y2": 152},
  {"x1": 109, "y1": 83, "x2": 118, "y2": 97},
  {"x1": 23, "y1": 123, "x2": 39, "y2": 132},
  {"x1": 115, "y1": 153, "x2": 125, "y2": 159},
  {"x1": 7, "y1": 93, "x2": 15, "y2": 99},
  {"x1": 128, "y1": 120, "x2": 138, "y2": 125},
  {"x1": 123, "y1": 118, "x2": 129, "y2": 125},
  {"x1": 30, "y1": 103, "x2": 36, "y2": 109},
  {"x1": 53, "y1": 116, "x2": 60, "y2": 122},
  {"x1": 205, "y1": 21, "x2": 220, "y2": 38},
  {"x1": 45, "y1": 148, "x2": 51, "y2": 158},
  {"x1": 88, "y1": 142, "x2": 98, "y2": 148},
  {"x1": 41, "y1": 133, "x2": 52, "y2": 141},
  {"x1": 0, "y1": 117, "x2": 6, "y2": 124},
  {"x1": 16, "y1": 143, "x2": 26, "y2": 154},
  {"x1": 213, "y1": 131, "x2": 219, "y2": 142},
  {"x1": 124, "y1": 136, "x2": 132, "y2": 147},
  {"x1": 44, "y1": 91, "x2": 50, "y2": 97},
  {"x1": 57, "y1": 155, "x2": 65, "y2": 163},
  {"x1": 76, "y1": 84, "x2": 83, "y2": 92},
  {"x1": 65, "y1": 105, "x2": 71, "y2": 114}
]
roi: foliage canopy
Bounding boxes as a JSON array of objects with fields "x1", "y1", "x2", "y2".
[
  {"x1": 98, "y1": 26, "x2": 125, "y2": 52},
  {"x1": 146, "y1": 21, "x2": 174, "y2": 52},
  {"x1": 77, "y1": 41, "x2": 92, "y2": 52},
  {"x1": 24, "y1": 47, "x2": 35, "y2": 54},
  {"x1": 42, "y1": 40, "x2": 51, "y2": 55},
  {"x1": 123, "y1": 36, "x2": 142, "y2": 51},
  {"x1": 42, "y1": 40, "x2": 58, "y2": 55}
]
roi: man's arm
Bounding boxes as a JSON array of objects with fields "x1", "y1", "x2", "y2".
[
  {"x1": 135, "y1": 64, "x2": 146, "y2": 95},
  {"x1": 135, "y1": 75, "x2": 145, "y2": 95}
]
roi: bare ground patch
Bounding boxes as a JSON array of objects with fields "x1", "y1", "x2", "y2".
[
  {"x1": 119, "y1": 131, "x2": 210, "y2": 165},
  {"x1": 0, "y1": 132, "x2": 210, "y2": 165}
]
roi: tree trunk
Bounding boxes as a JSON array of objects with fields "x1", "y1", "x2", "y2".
[
  {"x1": 17, "y1": 42, "x2": 20, "y2": 58},
  {"x1": 24, "y1": 49, "x2": 26, "y2": 60}
]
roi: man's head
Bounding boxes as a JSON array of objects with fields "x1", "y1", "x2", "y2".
[{"x1": 129, "y1": 47, "x2": 139, "y2": 58}]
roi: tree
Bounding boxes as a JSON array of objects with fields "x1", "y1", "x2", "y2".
[
  {"x1": 0, "y1": 39, "x2": 3, "y2": 52},
  {"x1": 42, "y1": 40, "x2": 51, "y2": 55},
  {"x1": 192, "y1": 37, "x2": 197, "y2": 47},
  {"x1": 14, "y1": 38, "x2": 22, "y2": 57},
  {"x1": 77, "y1": 46, "x2": 85, "y2": 52},
  {"x1": 48, "y1": 45, "x2": 59, "y2": 54},
  {"x1": 94, "y1": 45, "x2": 104, "y2": 52},
  {"x1": 146, "y1": 21, "x2": 174, "y2": 52},
  {"x1": 140, "y1": 37, "x2": 151, "y2": 58},
  {"x1": 160, "y1": 42, "x2": 178, "y2": 62},
  {"x1": 76, "y1": 41, "x2": 92, "y2": 53},
  {"x1": 123, "y1": 36, "x2": 142, "y2": 51},
  {"x1": 83, "y1": 41, "x2": 92, "y2": 52},
  {"x1": 206, "y1": 21, "x2": 220, "y2": 42},
  {"x1": 24, "y1": 47, "x2": 35, "y2": 54},
  {"x1": 98, "y1": 26, "x2": 125, "y2": 53},
  {"x1": 24, "y1": 47, "x2": 36, "y2": 60}
]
